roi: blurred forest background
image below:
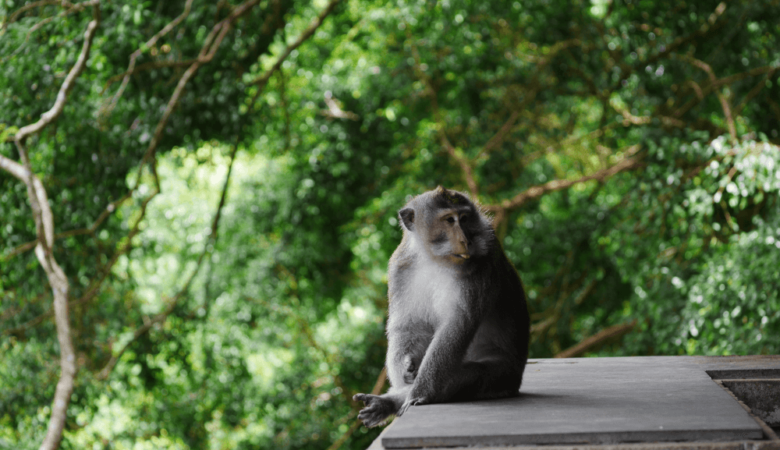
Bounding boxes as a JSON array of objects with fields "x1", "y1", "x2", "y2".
[{"x1": 1, "y1": 0, "x2": 780, "y2": 449}]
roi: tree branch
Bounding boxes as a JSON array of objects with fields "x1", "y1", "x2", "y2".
[
  {"x1": 15, "y1": 13, "x2": 98, "y2": 142},
  {"x1": 71, "y1": 1, "x2": 264, "y2": 320},
  {"x1": 486, "y1": 145, "x2": 642, "y2": 212},
  {"x1": 8, "y1": 0, "x2": 259, "y2": 289},
  {"x1": 4, "y1": 0, "x2": 71, "y2": 27},
  {"x1": 677, "y1": 55, "x2": 737, "y2": 143},
  {"x1": 130, "y1": 0, "x2": 260, "y2": 191},
  {"x1": 1, "y1": 0, "x2": 99, "y2": 63},
  {"x1": 98, "y1": 141, "x2": 240, "y2": 380},
  {"x1": 554, "y1": 320, "x2": 637, "y2": 359},
  {"x1": 100, "y1": 0, "x2": 194, "y2": 118},
  {"x1": 0, "y1": 7, "x2": 100, "y2": 450},
  {"x1": 733, "y1": 67, "x2": 777, "y2": 117},
  {"x1": 3, "y1": 188, "x2": 157, "y2": 338},
  {"x1": 479, "y1": 111, "x2": 519, "y2": 159},
  {"x1": 407, "y1": 32, "x2": 479, "y2": 197},
  {"x1": 248, "y1": 0, "x2": 342, "y2": 92},
  {"x1": 0, "y1": 153, "x2": 28, "y2": 180},
  {"x1": 2, "y1": 189, "x2": 135, "y2": 262}
]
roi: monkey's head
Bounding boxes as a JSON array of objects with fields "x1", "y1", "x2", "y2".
[{"x1": 398, "y1": 186, "x2": 492, "y2": 265}]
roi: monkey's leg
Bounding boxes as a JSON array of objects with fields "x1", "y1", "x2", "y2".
[
  {"x1": 386, "y1": 326, "x2": 431, "y2": 388},
  {"x1": 443, "y1": 357, "x2": 524, "y2": 402},
  {"x1": 403, "y1": 316, "x2": 482, "y2": 411},
  {"x1": 353, "y1": 385, "x2": 411, "y2": 427},
  {"x1": 354, "y1": 330, "x2": 427, "y2": 428}
]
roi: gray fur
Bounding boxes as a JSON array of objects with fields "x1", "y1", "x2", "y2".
[{"x1": 354, "y1": 187, "x2": 530, "y2": 427}]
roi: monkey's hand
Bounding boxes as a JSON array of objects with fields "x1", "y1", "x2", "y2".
[
  {"x1": 397, "y1": 395, "x2": 429, "y2": 417},
  {"x1": 353, "y1": 393, "x2": 395, "y2": 428},
  {"x1": 402, "y1": 354, "x2": 419, "y2": 384}
]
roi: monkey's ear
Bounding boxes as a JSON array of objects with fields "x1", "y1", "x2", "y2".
[{"x1": 399, "y1": 208, "x2": 415, "y2": 231}]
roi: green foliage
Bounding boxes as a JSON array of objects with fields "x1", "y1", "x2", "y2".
[{"x1": 1, "y1": 0, "x2": 780, "y2": 449}]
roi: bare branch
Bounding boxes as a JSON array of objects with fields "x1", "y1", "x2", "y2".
[
  {"x1": 3, "y1": 189, "x2": 134, "y2": 262},
  {"x1": 640, "y1": 2, "x2": 727, "y2": 69},
  {"x1": 673, "y1": 65, "x2": 777, "y2": 120},
  {"x1": 8, "y1": 0, "x2": 261, "y2": 353},
  {"x1": 486, "y1": 145, "x2": 643, "y2": 212},
  {"x1": 613, "y1": 103, "x2": 687, "y2": 129},
  {"x1": 0, "y1": 153, "x2": 28, "y2": 180},
  {"x1": 370, "y1": 366, "x2": 387, "y2": 396},
  {"x1": 554, "y1": 320, "x2": 637, "y2": 359},
  {"x1": 0, "y1": 7, "x2": 100, "y2": 450},
  {"x1": 4, "y1": 0, "x2": 72, "y2": 27},
  {"x1": 443, "y1": 140, "x2": 480, "y2": 197},
  {"x1": 3, "y1": 187, "x2": 158, "y2": 338},
  {"x1": 574, "y1": 278, "x2": 598, "y2": 305},
  {"x1": 677, "y1": 55, "x2": 737, "y2": 143},
  {"x1": 98, "y1": 142, "x2": 240, "y2": 380},
  {"x1": 733, "y1": 67, "x2": 777, "y2": 117},
  {"x1": 479, "y1": 111, "x2": 519, "y2": 159},
  {"x1": 131, "y1": 0, "x2": 260, "y2": 190},
  {"x1": 530, "y1": 315, "x2": 556, "y2": 337},
  {"x1": 73, "y1": 187, "x2": 157, "y2": 307},
  {"x1": 322, "y1": 95, "x2": 359, "y2": 120},
  {"x1": 100, "y1": 0, "x2": 194, "y2": 117},
  {"x1": 15, "y1": 16, "x2": 98, "y2": 142},
  {"x1": 4, "y1": 239, "x2": 44, "y2": 260},
  {"x1": 2, "y1": 0, "x2": 100, "y2": 67},
  {"x1": 249, "y1": 0, "x2": 342, "y2": 92},
  {"x1": 407, "y1": 33, "x2": 479, "y2": 197}
]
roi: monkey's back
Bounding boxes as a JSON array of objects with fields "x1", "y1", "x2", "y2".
[{"x1": 470, "y1": 242, "x2": 530, "y2": 364}]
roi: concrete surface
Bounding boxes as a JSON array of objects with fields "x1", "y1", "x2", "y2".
[
  {"x1": 373, "y1": 356, "x2": 780, "y2": 449},
  {"x1": 722, "y1": 380, "x2": 780, "y2": 427}
]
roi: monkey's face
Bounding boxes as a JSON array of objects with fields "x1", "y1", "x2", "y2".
[
  {"x1": 426, "y1": 208, "x2": 474, "y2": 264},
  {"x1": 399, "y1": 187, "x2": 492, "y2": 265}
]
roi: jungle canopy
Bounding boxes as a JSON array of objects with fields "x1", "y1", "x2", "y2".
[{"x1": 1, "y1": 0, "x2": 779, "y2": 449}]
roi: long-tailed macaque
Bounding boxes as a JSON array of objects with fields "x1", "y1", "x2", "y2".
[{"x1": 354, "y1": 186, "x2": 530, "y2": 427}]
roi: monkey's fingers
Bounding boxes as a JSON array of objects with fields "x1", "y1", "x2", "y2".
[
  {"x1": 353, "y1": 393, "x2": 376, "y2": 405},
  {"x1": 358, "y1": 405, "x2": 391, "y2": 428}
]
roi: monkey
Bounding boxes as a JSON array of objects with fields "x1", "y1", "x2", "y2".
[{"x1": 353, "y1": 186, "x2": 530, "y2": 427}]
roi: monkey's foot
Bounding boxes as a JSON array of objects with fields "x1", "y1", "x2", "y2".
[
  {"x1": 353, "y1": 393, "x2": 396, "y2": 428},
  {"x1": 397, "y1": 396, "x2": 427, "y2": 417}
]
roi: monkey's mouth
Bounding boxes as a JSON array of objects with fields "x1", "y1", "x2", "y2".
[{"x1": 454, "y1": 253, "x2": 470, "y2": 260}]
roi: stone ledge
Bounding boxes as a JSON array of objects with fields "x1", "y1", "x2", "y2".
[{"x1": 367, "y1": 356, "x2": 780, "y2": 450}]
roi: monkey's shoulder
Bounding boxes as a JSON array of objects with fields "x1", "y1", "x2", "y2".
[{"x1": 388, "y1": 234, "x2": 417, "y2": 270}]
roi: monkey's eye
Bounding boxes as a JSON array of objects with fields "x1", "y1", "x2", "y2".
[
  {"x1": 446, "y1": 217, "x2": 456, "y2": 224},
  {"x1": 460, "y1": 214, "x2": 469, "y2": 221}
]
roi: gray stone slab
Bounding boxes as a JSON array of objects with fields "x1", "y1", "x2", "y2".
[{"x1": 379, "y1": 356, "x2": 780, "y2": 449}]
